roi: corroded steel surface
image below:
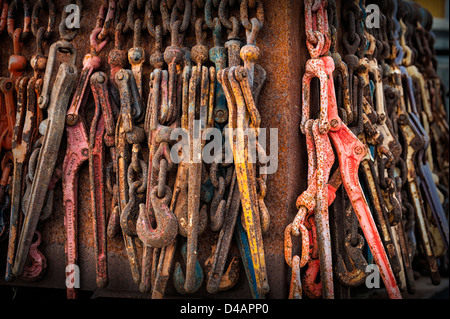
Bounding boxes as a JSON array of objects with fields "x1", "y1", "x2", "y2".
[{"x1": 0, "y1": 0, "x2": 308, "y2": 299}]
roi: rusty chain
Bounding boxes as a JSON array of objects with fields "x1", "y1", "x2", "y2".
[{"x1": 0, "y1": 0, "x2": 447, "y2": 301}]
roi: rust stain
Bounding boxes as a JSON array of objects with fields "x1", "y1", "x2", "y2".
[{"x1": 0, "y1": 0, "x2": 310, "y2": 299}]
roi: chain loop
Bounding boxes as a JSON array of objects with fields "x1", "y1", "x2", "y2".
[
  {"x1": 240, "y1": 0, "x2": 263, "y2": 32},
  {"x1": 7, "y1": 0, "x2": 31, "y2": 41},
  {"x1": 31, "y1": 0, "x2": 55, "y2": 41},
  {"x1": 97, "y1": 0, "x2": 116, "y2": 41},
  {"x1": 124, "y1": 0, "x2": 147, "y2": 34}
]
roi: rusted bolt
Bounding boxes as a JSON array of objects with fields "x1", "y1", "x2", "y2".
[
  {"x1": 398, "y1": 114, "x2": 407, "y2": 125},
  {"x1": 216, "y1": 109, "x2": 225, "y2": 119},
  {"x1": 66, "y1": 114, "x2": 78, "y2": 126},
  {"x1": 354, "y1": 146, "x2": 364, "y2": 155},
  {"x1": 97, "y1": 75, "x2": 105, "y2": 83},
  {"x1": 330, "y1": 119, "x2": 339, "y2": 128}
]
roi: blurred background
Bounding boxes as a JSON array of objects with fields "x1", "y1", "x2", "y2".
[{"x1": 413, "y1": 0, "x2": 449, "y2": 121}]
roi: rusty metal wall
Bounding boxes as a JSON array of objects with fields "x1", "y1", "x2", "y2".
[{"x1": 0, "y1": 0, "x2": 312, "y2": 299}]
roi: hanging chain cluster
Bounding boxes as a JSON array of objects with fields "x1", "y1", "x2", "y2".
[
  {"x1": 0, "y1": 0, "x2": 273, "y2": 299},
  {"x1": 0, "y1": 0, "x2": 447, "y2": 300},
  {"x1": 284, "y1": 0, "x2": 448, "y2": 299}
]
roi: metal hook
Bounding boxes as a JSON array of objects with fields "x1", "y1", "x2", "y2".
[
  {"x1": 173, "y1": 242, "x2": 204, "y2": 294},
  {"x1": 335, "y1": 234, "x2": 368, "y2": 287},
  {"x1": 136, "y1": 185, "x2": 178, "y2": 248},
  {"x1": 21, "y1": 231, "x2": 47, "y2": 281}
]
